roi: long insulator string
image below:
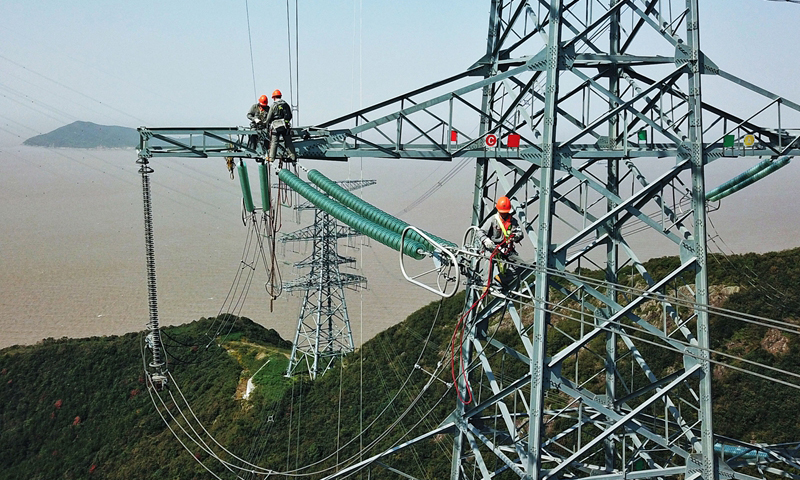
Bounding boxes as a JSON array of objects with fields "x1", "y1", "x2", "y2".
[{"x1": 140, "y1": 160, "x2": 166, "y2": 372}]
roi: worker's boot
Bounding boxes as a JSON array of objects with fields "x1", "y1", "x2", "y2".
[{"x1": 490, "y1": 275, "x2": 505, "y2": 296}]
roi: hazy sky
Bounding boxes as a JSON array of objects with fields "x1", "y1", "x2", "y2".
[
  {"x1": 0, "y1": 1, "x2": 486, "y2": 141},
  {"x1": 1, "y1": 1, "x2": 799, "y2": 146}
]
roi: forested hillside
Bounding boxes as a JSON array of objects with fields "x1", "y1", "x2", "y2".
[{"x1": 1, "y1": 248, "x2": 799, "y2": 479}]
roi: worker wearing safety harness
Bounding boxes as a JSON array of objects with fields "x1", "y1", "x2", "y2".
[
  {"x1": 478, "y1": 196, "x2": 524, "y2": 292},
  {"x1": 246, "y1": 94, "x2": 271, "y2": 151},
  {"x1": 265, "y1": 89, "x2": 297, "y2": 163}
]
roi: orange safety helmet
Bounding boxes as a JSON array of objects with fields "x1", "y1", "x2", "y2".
[
  {"x1": 272, "y1": 89, "x2": 282, "y2": 98},
  {"x1": 496, "y1": 196, "x2": 512, "y2": 213},
  {"x1": 258, "y1": 95, "x2": 268, "y2": 106}
]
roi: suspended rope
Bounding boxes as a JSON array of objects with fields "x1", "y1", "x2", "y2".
[
  {"x1": 260, "y1": 161, "x2": 283, "y2": 308},
  {"x1": 285, "y1": 0, "x2": 295, "y2": 108},
  {"x1": 141, "y1": 344, "x2": 274, "y2": 478},
  {"x1": 528, "y1": 261, "x2": 800, "y2": 336},
  {"x1": 478, "y1": 250, "x2": 800, "y2": 340},
  {"x1": 244, "y1": 0, "x2": 257, "y2": 101},
  {"x1": 294, "y1": 380, "x2": 303, "y2": 470},
  {"x1": 278, "y1": 160, "x2": 297, "y2": 207},
  {"x1": 202, "y1": 160, "x2": 286, "y2": 341},
  {"x1": 707, "y1": 212, "x2": 792, "y2": 311},
  {"x1": 397, "y1": 159, "x2": 472, "y2": 216},
  {"x1": 452, "y1": 239, "x2": 511, "y2": 404},
  {"x1": 204, "y1": 215, "x2": 260, "y2": 343}
]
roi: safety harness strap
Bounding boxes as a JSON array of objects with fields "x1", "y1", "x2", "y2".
[{"x1": 495, "y1": 213, "x2": 510, "y2": 240}]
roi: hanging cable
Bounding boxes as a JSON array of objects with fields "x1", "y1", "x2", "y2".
[
  {"x1": 396, "y1": 158, "x2": 472, "y2": 216},
  {"x1": 285, "y1": 0, "x2": 294, "y2": 108},
  {"x1": 295, "y1": 0, "x2": 300, "y2": 124},
  {"x1": 481, "y1": 253, "x2": 800, "y2": 338},
  {"x1": 264, "y1": 164, "x2": 284, "y2": 307},
  {"x1": 262, "y1": 279, "x2": 453, "y2": 476},
  {"x1": 531, "y1": 298, "x2": 800, "y2": 392},
  {"x1": 0, "y1": 53, "x2": 150, "y2": 124},
  {"x1": 144, "y1": 292, "x2": 458, "y2": 478},
  {"x1": 245, "y1": 0, "x2": 258, "y2": 101}
]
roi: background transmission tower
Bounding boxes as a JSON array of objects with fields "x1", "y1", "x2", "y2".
[{"x1": 281, "y1": 178, "x2": 375, "y2": 379}]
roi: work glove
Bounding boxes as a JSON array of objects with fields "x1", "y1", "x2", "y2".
[
  {"x1": 510, "y1": 227, "x2": 522, "y2": 241},
  {"x1": 483, "y1": 238, "x2": 496, "y2": 250}
]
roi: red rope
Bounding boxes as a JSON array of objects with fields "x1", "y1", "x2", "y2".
[{"x1": 451, "y1": 240, "x2": 508, "y2": 405}]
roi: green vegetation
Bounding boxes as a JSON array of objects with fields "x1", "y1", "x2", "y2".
[{"x1": 1, "y1": 248, "x2": 799, "y2": 479}]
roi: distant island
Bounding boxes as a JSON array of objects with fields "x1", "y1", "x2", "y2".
[{"x1": 23, "y1": 121, "x2": 139, "y2": 148}]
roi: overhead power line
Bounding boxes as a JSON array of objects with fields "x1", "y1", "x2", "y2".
[
  {"x1": 0, "y1": 53, "x2": 149, "y2": 125},
  {"x1": 245, "y1": 0, "x2": 258, "y2": 101}
]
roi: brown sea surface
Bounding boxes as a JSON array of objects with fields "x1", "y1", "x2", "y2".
[{"x1": 1, "y1": 146, "x2": 799, "y2": 349}]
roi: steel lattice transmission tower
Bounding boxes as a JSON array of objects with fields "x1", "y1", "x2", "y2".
[
  {"x1": 281, "y1": 179, "x2": 374, "y2": 379},
  {"x1": 288, "y1": 1, "x2": 800, "y2": 479},
  {"x1": 137, "y1": 0, "x2": 800, "y2": 478}
]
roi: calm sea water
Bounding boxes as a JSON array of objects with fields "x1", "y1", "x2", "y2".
[{"x1": 1, "y1": 146, "x2": 798, "y2": 349}]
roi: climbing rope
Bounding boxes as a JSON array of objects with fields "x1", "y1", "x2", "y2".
[
  {"x1": 262, "y1": 161, "x2": 283, "y2": 309},
  {"x1": 451, "y1": 239, "x2": 510, "y2": 404}
]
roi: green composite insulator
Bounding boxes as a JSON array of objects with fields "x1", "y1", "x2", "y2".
[
  {"x1": 710, "y1": 157, "x2": 791, "y2": 201},
  {"x1": 238, "y1": 161, "x2": 255, "y2": 213},
  {"x1": 278, "y1": 169, "x2": 427, "y2": 260},
  {"x1": 707, "y1": 158, "x2": 772, "y2": 201},
  {"x1": 707, "y1": 156, "x2": 792, "y2": 201},
  {"x1": 307, "y1": 169, "x2": 458, "y2": 251},
  {"x1": 258, "y1": 162, "x2": 270, "y2": 211}
]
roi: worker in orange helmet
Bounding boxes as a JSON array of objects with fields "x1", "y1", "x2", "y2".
[
  {"x1": 478, "y1": 195, "x2": 525, "y2": 293},
  {"x1": 246, "y1": 94, "x2": 270, "y2": 150},
  {"x1": 265, "y1": 89, "x2": 297, "y2": 162}
]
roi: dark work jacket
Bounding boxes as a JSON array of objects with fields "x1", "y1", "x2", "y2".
[
  {"x1": 247, "y1": 103, "x2": 269, "y2": 126},
  {"x1": 478, "y1": 213, "x2": 523, "y2": 248},
  {"x1": 265, "y1": 99, "x2": 292, "y2": 131}
]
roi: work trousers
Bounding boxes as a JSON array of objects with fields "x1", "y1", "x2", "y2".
[
  {"x1": 268, "y1": 129, "x2": 296, "y2": 161},
  {"x1": 248, "y1": 128, "x2": 269, "y2": 151},
  {"x1": 493, "y1": 250, "x2": 525, "y2": 291}
]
